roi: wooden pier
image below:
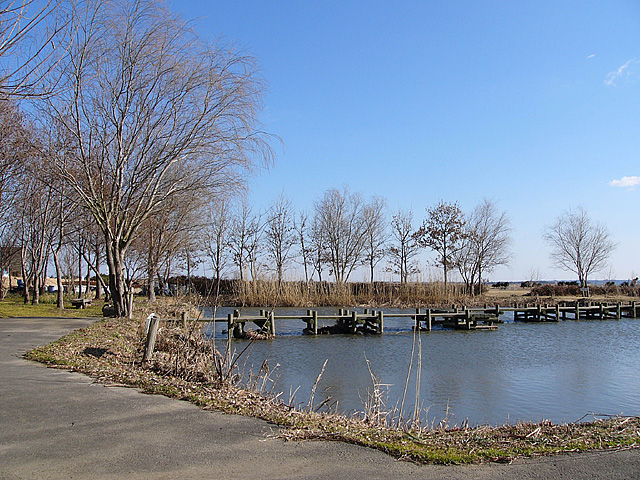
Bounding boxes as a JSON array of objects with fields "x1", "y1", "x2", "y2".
[{"x1": 206, "y1": 301, "x2": 639, "y2": 338}]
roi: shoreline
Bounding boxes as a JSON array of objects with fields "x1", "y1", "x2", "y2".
[{"x1": 25, "y1": 316, "x2": 640, "y2": 465}]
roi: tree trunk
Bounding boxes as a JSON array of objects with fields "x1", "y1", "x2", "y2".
[
  {"x1": 105, "y1": 239, "x2": 128, "y2": 317},
  {"x1": 32, "y1": 274, "x2": 40, "y2": 305},
  {"x1": 20, "y1": 247, "x2": 30, "y2": 304},
  {"x1": 53, "y1": 249, "x2": 64, "y2": 309},
  {"x1": 95, "y1": 241, "x2": 102, "y2": 300},
  {"x1": 147, "y1": 263, "x2": 156, "y2": 302},
  {"x1": 78, "y1": 242, "x2": 83, "y2": 299}
]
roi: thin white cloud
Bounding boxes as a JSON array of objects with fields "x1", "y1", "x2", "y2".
[
  {"x1": 586, "y1": 54, "x2": 595, "y2": 59},
  {"x1": 605, "y1": 58, "x2": 639, "y2": 86},
  {"x1": 610, "y1": 176, "x2": 640, "y2": 188}
]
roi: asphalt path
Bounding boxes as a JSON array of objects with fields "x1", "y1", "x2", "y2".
[{"x1": 1, "y1": 316, "x2": 639, "y2": 479}]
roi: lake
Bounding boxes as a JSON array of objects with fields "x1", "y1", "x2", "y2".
[{"x1": 204, "y1": 307, "x2": 640, "y2": 427}]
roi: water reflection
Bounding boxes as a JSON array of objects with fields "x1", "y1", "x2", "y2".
[{"x1": 203, "y1": 307, "x2": 640, "y2": 426}]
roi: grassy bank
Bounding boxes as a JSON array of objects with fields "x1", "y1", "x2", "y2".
[{"x1": 25, "y1": 317, "x2": 640, "y2": 465}]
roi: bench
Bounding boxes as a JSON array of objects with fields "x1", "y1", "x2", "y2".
[{"x1": 71, "y1": 298, "x2": 92, "y2": 309}]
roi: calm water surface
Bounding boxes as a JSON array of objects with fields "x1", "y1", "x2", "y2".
[{"x1": 204, "y1": 307, "x2": 640, "y2": 426}]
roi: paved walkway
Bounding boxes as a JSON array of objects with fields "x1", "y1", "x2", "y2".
[{"x1": 1, "y1": 316, "x2": 639, "y2": 479}]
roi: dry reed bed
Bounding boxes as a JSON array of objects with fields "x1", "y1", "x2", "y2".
[
  {"x1": 211, "y1": 281, "x2": 639, "y2": 309},
  {"x1": 25, "y1": 318, "x2": 640, "y2": 465}
]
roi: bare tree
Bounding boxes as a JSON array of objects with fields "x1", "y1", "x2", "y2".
[
  {"x1": 41, "y1": 0, "x2": 273, "y2": 316},
  {"x1": 264, "y1": 194, "x2": 296, "y2": 284},
  {"x1": 308, "y1": 211, "x2": 326, "y2": 282},
  {"x1": 544, "y1": 207, "x2": 616, "y2": 292},
  {"x1": 455, "y1": 199, "x2": 511, "y2": 294},
  {"x1": 415, "y1": 200, "x2": 466, "y2": 290},
  {"x1": 361, "y1": 195, "x2": 387, "y2": 283},
  {"x1": 294, "y1": 210, "x2": 311, "y2": 283},
  {"x1": 228, "y1": 200, "x2": 262, "y2": 281},
  {"x1": 387, "y1": 209, "x2": 420, "y2": 284},
  {"x1": 132, "y1": 192, "x2": 203, "y2": 302},
  {"x1": 314, "y1": 187, "x2": 366, "y2": 283},
  {"x1": 203, "y1": 198, "x2": 231, "y2": 291},
  {"x1": 14, "y1": 174, "x2": 55, "y2": 304}
]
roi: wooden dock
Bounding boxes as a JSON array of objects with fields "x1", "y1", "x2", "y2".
[{"x1": 205, "y1": 301, "x2": 639, "y2": 338}]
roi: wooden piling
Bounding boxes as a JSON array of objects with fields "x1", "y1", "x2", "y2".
[
  {"x1": 142, "y1": 314, "x2": 160, "y2": 362},
  {"x1": 312, "y1": 310, "x2": 318, "y2": 335},
  {"x1": 426, "y1": 309, "x2": 432, "y2": 331},
  {"x1": 377, "y1": 310, "x2": 384, "y2": 334},
  {"x1": 269, "y1": 311, "x2": 276, "y2": 335}
]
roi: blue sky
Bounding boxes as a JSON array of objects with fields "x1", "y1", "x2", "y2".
[{"x1": 172, "y1": 0, "x2": 639, "y2": 282}]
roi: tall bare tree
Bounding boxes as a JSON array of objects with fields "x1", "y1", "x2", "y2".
[
  {"x1": 314, "y1": 187, "x2": 366, "y2": 283},
  {"x1": 455, "y1": 199, "x2": 511, "y2": 294},
  {"x1": 294, "y1": 210, "x2": 311, "y2": 283},
  {"x1": 41, "y1": 0, "x2": 273, "y2": 316},
  {"x1": 387, "y1": 209, "x2": 420, "y2": 284},
  {"x1": 544, "y1": 207, "x2": 616, "y2": 292},
  {"x1": 203, "y1": 198, "x2": 231, "y2": 291},
  {"x1": 228, "y1": 200, "x2": 262, "y2": 281},
  {"x1": 14, "y1": 174, "x2": 55, "y2": 304},
  {"x1": 308, "y1": 211, "x2": 326, "y2": 282},
  {"x1": 264, "y1": 194, "x2": 296, "y2": 284},
  {"x1": 361, "y1": 195, "x2": 387, "y2": 283},
  {"x1": 415, "y1": 200, "x2": 466, "y2": 290}
]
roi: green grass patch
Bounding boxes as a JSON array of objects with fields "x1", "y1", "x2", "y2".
[{"x1": 0, "y1": 295, "x2": 105, "y2": 318}]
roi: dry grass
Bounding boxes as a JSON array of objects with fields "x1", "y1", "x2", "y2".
[
  {"x1": 228, "y1": 280, "x2": 492, "y2": 309},
  {"x1": 25, "y1": 317, "x2": 640, "y2": 465}
]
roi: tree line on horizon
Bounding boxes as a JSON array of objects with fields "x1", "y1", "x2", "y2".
[{"x1": 0, "y1": 1, "x2": 619, "y2": 316}]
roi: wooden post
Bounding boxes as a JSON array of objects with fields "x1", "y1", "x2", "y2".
[
  {"x1": 556, "y1": 304, "x2": 560, "y2": 321},
  {"x1": 599, "y1": 303, "x2": 604, "y2": 320},
  {"x1": 312, "y1": 310, "x2": 318, "y2": 335},
  {"x1": 181, "y1": 311, "x2": 187, "y2": 329},
  {"x1": 617, "y1": 303, "x2": 622, "y2": 320},
  {"x1": 575, "y1": 303, "x2": 580, "y2": 320},
  {"x1": 465, "y1": 309, "x2": 471, "y2": 329},
  {"x1": 426, "y1": 309, "x2": 432, "y2": 331},
  {"x1": 633, "y1": 301, "x2": 638, "y2": 319},
  {"x1": 143, "y1": 314, "x2": 160, "y2": 362},
  {"x1": 269, "y1": 311, "x2": 276, "y2": 336},
  {"x1": 227, "y1": 313, "x2": 233, "y2": 340},
  {"x1": 377, "y1": 310, "x2": 384, "y2": 334},
  {"x1": 537, "y1": 304, "x2": 542, "y2": 321},
  {"x1": 415, "y1": 307, "x2": 421, "y2": 331},
  {"x1": 351, "y1": 310, "x2": 357, "y2": 333}
]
